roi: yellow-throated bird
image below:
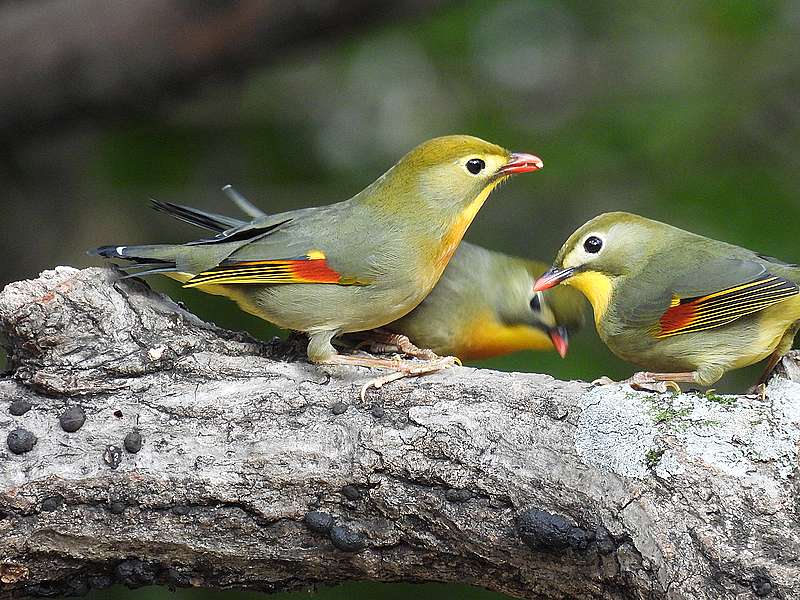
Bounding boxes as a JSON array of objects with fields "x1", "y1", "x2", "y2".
[
  {"x1": 374, "y1": 241, "x2": 586, "y2": 360},
  {"x1": 144, "y1": 188, "x2": 582, "y2": 364},
  {"x1": 533, "y1": 212, "x2": 800, "y2": 388},
  {"x1": 91, "y1": 135, "x2": 543, "y2": 378}
]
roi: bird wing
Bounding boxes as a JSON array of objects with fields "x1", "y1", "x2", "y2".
[
  {"x1": 656, "y1": 271, "x2": 798, "y2": 337},
  {"x1": 183, "y1": 250, "x2": 370, "y2": 287},
  {"x1": 622, "y1": 257, "x2": 798, "y2": 337},
  {"x1": 182, "y1": 202, "x2": 378, "y2": 288}
]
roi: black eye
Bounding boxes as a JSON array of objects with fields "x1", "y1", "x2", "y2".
[
  {"x1": 466, "y1": 158, "x2": 485, "y2": 175},
  {"x1": 584, "y1": 236, "x2": 603, "y2": 253},
  {"x1": 530, "y1": 294, "x2": 542, "y2": 312}
]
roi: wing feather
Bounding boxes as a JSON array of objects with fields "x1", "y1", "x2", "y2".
[
  {"x1": 183, "y1": 251, "x2": 371, "y2": 287},
  {"x1": 656, "y1": 274, "x2": 798, "y2": 338}
]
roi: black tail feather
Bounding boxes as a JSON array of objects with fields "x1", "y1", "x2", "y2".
[
  {"x1": 89, "y1": 248, "x2": 178, "y2": 278},
  {"x1": 150, "y1": 199, "x2": 243, "y2": 233}
]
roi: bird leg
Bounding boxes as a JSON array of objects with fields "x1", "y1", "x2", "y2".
[
  {"x1": 755, "y1": 351, "x2": 783, "y2": 386},
  {"x1": 322, "y1": 352, "x2": 459, "y2": 401},
  {"x1": 353, "y1": 329, "x2": 439, "y2": 360},
  {"x1": 746, "y1": 351, "x2": 785, "y2": 399}
]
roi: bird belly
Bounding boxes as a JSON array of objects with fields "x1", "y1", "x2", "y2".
[
  {"x1": 729, "y1": 296, "x2": 800, "y2": 369},
  {"x1": 215, "y1": 281, "x2": 428, "y2": 335}
]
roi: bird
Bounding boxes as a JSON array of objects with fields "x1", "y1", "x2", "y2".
[
  {"x1": 90, "y1": 135, "x2": 543, "y2": 382},
  {"x1": 354, "y1": 241, "x2": 586, "y2": 361},
  {"x1": 533, "y1": 211, "x2": 800, "y2": 389},
  {"x1": 131, "y1": 188, "x2": 580, "y2": 379}
]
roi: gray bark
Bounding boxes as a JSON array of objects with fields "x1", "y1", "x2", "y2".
[{"x1": 1, "y1": 266, "x2": 799, "y2": 599}]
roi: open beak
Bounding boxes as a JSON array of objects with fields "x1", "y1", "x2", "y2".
[
  {"x1": 533, "y1": 266, "x2": 575, "y2": 291},
  {"x1": 548, "y1": 326, "x2": 569, "y2": 358},
  {"x1": 497, "y1": 152, "x2": 544, "y2": 175}
]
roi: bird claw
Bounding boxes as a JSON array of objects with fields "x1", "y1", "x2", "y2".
[
  {"x1": 630, "y1": 380, "x2": 681, "y2": 394},
  {"x1": 626, "y1": 372, "x2": 681, "y2": 394},
  {"x1": 359, "y1": 355, "x2": 459, "y2": 400},
  {"x1": 360, "y1": 371, "x2": 405, "y2": 401},
  {"x1": 746, "y1": 382, "x2": 768, "y2": 401},
  {"x1": 592, "y1": 374, "x2": 680, "y2": 393},
  {"x1": 591, "y1": 376, "x2": 617, "y2": 386},
  {"x1": 357, "y1": 332, "x2": 439, "y2": 361}
]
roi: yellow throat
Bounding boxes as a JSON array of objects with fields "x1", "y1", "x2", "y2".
[
  {"x1": 565, "y1": 271, "x2": 613, "y2": 325},
  {"x1": 435, "y1": 178, "x2": 505, "y2": 275},
  {"x1": 460, "y1": 310, "x2": 553, "y2": 360}
]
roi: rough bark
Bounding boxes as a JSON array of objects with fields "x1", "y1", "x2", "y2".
[
  {"x1": 0, "y1": 0, "x2": 450, "y2": 139},
  {"x1": 1, "y1": 266, "x2": 799, "y2": 599}
]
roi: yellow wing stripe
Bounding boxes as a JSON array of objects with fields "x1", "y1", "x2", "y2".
[
  {"x1": 182, "y1": 251, "x2": 370, "y2": 287},
  {"x1": 692, "y1": 276, "x2": 774, "y2": 301},
  {"x1": 686, "y1": 286, "x2": 793, "y2": 316},
  {"x1": 659, "y1": 296, "x2": 794, "y2": 335},
  {"x1": 656, "y1": 274, "x2": 798, "y2": 338}
]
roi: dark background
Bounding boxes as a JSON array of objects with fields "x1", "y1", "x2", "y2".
[{"x1": 1, "y1": 1, "x2": 798, "y2": 598}]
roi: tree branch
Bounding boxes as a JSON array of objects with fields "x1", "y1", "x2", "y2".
[{"x1": 1, "y1": 267, "x2": 799, "y2": 599}]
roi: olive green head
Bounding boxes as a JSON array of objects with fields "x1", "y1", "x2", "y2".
[
  {"x1": 361, "y1": 135, "x2": 543, "y2": 214},
  {"x1": 533, "y1": 212, "x2": 676, "y2": 293},
  {"x1": 554, "y1": 212, "x2": 671, "y2": 277}
]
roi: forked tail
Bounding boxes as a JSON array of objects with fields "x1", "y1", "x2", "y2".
[{"x1": 90, "y1": 187, "x2": 268, "y2": 278}]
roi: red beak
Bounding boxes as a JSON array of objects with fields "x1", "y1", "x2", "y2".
[
  {"x1": 498, "y1": 152, "x2": 544, "y2": 175},
  {"x1": 548, "y1": 326, "x2": 569, "y2": 358},
  {"x1": 533, "y1": 267, "x2": 575, "y2": 292}
]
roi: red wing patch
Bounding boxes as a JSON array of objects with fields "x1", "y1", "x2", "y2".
[
  {"x1": 656, "y1": 274, "x2": 798, "y2": 338},
  {"x1": 183, "y1": 252, "x2": 369, "y2": 287}
]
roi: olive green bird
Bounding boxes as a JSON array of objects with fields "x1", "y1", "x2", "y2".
[
  {"x1": 91, "y1": 135, "x2": 543, "y2": 378},
  {"x1": 534, "y1": 212, "x2": 800, "y2": 388},
  {"x1": 137, "y1": 188, "x2": 583, "y2": 364},
  {"x1": 371, "y1": 241, "x2": 586, "y2": 361}
]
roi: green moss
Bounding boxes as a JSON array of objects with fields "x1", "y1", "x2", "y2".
[
  {"x1": 653, "y1": 406, "x2": 691, "y2": 424},
  {"x1": 705, "y1": 391, "x2": 736, "y2": 405},
  {"x1": 645, "y1": 448, "x2": 665, "y2": 469}
]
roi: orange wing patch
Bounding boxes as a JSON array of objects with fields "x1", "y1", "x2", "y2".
[
  {"x1": 656, "y1": 274, "x2": 798, "y2": 338},
  {"x1": 183, "y1": 251, "x2": 369, "y2": 287}
]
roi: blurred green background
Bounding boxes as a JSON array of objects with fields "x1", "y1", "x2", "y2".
[{"x1": 1, "y1": 0, "x2": 799, "y2": 597}]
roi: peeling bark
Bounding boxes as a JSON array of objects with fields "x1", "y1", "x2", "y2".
[{"x1": 1, "y1": 267, "x2": 799, "y2": 599}]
